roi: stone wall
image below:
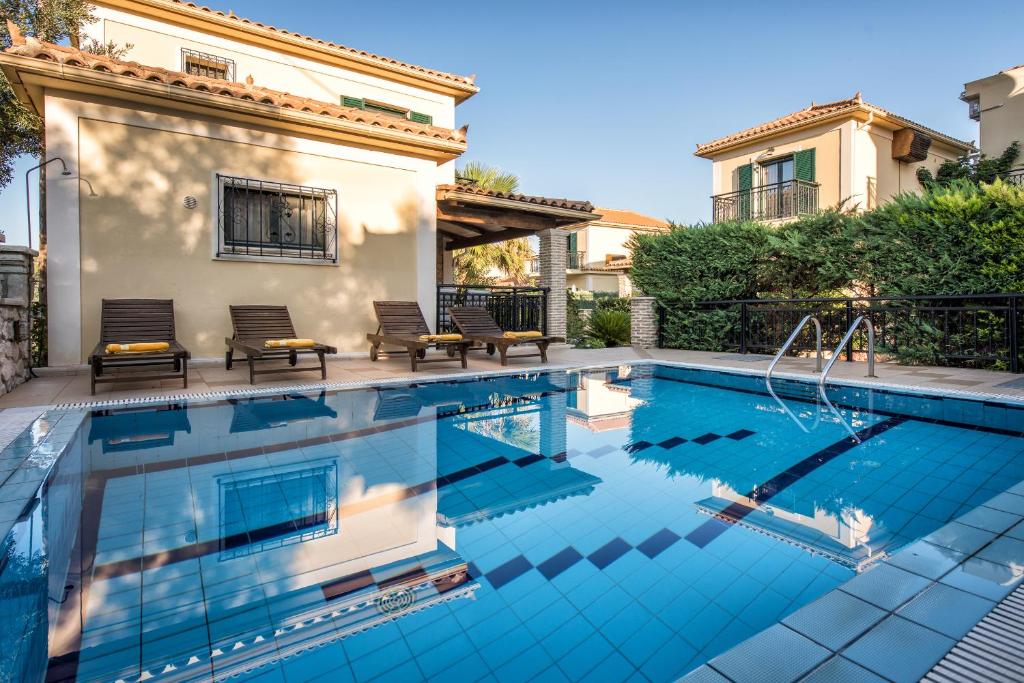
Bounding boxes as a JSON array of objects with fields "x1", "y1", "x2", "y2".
[
  {"x1": 0, "y1": 246, "x2": 37, "y2": 395},
  {"x1": 630, "y1": 296, "x2": 659, "y2": 349}
]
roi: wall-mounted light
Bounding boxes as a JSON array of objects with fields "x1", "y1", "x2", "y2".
[{"x1": 183, "y1": 196, "x2": 198, "y2": 210}]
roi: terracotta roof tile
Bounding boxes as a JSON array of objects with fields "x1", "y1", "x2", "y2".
[
  {"x1": 135, "y1": 0, "x2": 477, "y2": 92},
  {"x1": 695, "y1": 94, "x2": 972, "y2": 156},
  {"x1": 438, "y1": 183, "x2": 594, "y2": 213},
  {"x1": 4, "y1": 37, "x2": 467, "y2": 144},
  {"x1": 594, "y1": 208, "x2": 669, "y2": 230}
]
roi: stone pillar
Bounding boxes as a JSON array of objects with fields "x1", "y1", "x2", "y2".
[
  {"x1": 539, "y1": 371, "x2": 568, "y2": 461},
  {"x1": 0, "y1": 246, "x2": 38, "y2": 395},
  {"x1": 631, "y1": 296, "x2": 659, "y2": 349},
  {"x1": 617, "y1": 273, "x2": 633, "y2": 298},
  {"x1": 537, "y1": 228, "x2": 568, "y2": 338}
]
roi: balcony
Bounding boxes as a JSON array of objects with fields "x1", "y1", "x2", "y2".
[
  {"x1": 711, "y1": 179, "x2": 819, "y2": 224},
  {"x1": 1002, "y1": 169, "x2": 1024, "y2": 187},
  {"x1": 527, "y1": 251, "x2": 587, "y2": 273}
]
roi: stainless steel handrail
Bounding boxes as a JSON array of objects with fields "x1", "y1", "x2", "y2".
[
  {"x1": 819, "y1": 315, "x2": 876, "y2": 388},
  {"x1": 766, "y1": 314, "x2": 822, "y2": 385}
]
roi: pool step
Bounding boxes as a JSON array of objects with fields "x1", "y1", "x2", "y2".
[{"x1": 923, "y1": 582, "x2": 1024, "y2": 682}]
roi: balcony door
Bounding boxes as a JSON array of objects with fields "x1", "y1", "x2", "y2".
[{"x1": 759, "y1": 156, "x2": 794, "y2": 219}]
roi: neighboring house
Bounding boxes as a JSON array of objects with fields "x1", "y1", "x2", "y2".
[
  {"x1": 695, "y1": 93, "x2": 973, "y2": 223},
  {"x1": 962, "y1": 65, "x2": 1024, "y2": 170},
  {"x1": 0, "y1": 0, "x2": 595, "y2": 366},
  {"x1": 527, "y1": 208, "x2": 669, "y2": 295}
]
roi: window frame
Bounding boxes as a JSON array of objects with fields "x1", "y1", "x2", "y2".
[
  {"x1": 181, "y1": 48, "x2": 236, "y2": 81},
  {"x1": 759, "y1": 154, "x2": 795, "y2": 187},
  {"x1": 215, "y1": 173, "x2": 339, "y2": 266}
]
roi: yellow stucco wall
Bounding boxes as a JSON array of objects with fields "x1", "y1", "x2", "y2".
[
  {"x1": 964, "y1": 67, "x2": 1024, "y2": 160},
  {"x1": 574, "y1": 226, "x2": 634, "y2": 269},
  {"x1": 76, "y1": 118, "x2": 428, "y2": 360},
  {"x1": 866, "y1": 126, "x2": 962, "y2": 208},
  {"x1": 712, "y1": 123, "x2": 843, "y2": 210}
]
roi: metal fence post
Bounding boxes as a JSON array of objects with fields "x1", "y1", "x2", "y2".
[
  {"x1": 845, "y1": 300, "x2": 854, "y2": 362},
  {"x1": 1011, "y1": 295, "x2": 1020, "y2": 374},
  {"x1": 739, "y1": 303, "x2": 748, "y2": 354}
]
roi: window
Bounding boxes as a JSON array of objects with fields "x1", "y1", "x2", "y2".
[
  {"x1": 760, "y1": 156, "x2": 794, "y2": 186},
  {"x1": 182, "y1": 48, "x2": 235, "y2": 81},
  {"x1": 340, "y1": 95, "x2": 433, "y2": 126},
  {"x1": 220, "y1": 464, "x2": 338, "y2": 558},
  {"x1": 217, "y1": 175, "x2": 338, "y2": 263}
]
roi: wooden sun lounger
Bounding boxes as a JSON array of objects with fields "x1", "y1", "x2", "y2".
[
  {"x1": 88, "y1": 298, "x2": 191, "y2": 395},
  {"x1": 225, "y1": 305, "x2": 337, "y2": 384},
  {"x1": 366, "y1": 301, "x2": 470, "y2": 372},
  {"x1": 447, "y1": 306, "x2": 564, "y2": 366}
]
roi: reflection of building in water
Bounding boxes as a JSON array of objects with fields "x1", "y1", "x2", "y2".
[
  {"x1": 696, "y1": 481, "x2": 883, "y2": 571},
  {"x1": 567, "y1": 369, "x2": 644, "y2": 432}
]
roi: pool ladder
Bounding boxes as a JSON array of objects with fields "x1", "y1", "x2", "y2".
[{"x1": 766, "y1": 315, "x2": 877, "y2": 441}]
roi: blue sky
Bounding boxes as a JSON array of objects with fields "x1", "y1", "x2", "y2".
[{"x1": 1, "y1": 0, "x2": 1020, "y2": 245}]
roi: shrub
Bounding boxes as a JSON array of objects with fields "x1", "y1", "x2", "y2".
[
  {"x1": 566, "y1": 290, "x2": 587, "y2": 344},
  {"x1": 586, "y1": 309, "x2": 630, "y2": 347}
]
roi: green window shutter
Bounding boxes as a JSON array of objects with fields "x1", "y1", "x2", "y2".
[
  {"x1": 737, "y1": 164, "x2": 753, "y2": 191},
  {"x1": 408, "y1": 111, "x2": 433, "y2": 125},
  {"x1": 567, "y1": 233, "x2": 578, "y2": 252},
  {"x1": 794, "y1": 148, "x2": 816, "y2": 181},
  {"x1": 341, "y1": 96, "x2": 365, "y2": 109}
]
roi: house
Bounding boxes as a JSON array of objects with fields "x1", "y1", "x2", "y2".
[
  {"x1": 694, "y1": 93, "x2": 973, "y2": 223},
  {"x1": 527, "y1": 207, "x2": 668, "y2": 296},
  {"x1": 0, "y1": 0, "x2": 596, "y2": 367},
  {"x1": 962, "y1": 65, "x2": 1024, "y2": 170}
]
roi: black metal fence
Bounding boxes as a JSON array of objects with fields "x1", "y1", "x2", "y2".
[
  {"x1": 657, "y1": 294, "x2": 1024, "y2": 372},
  {"x1": 1003, "y1": 169, "x2": 1024, "y2": 188},
  {"x1": 437, "y1": 285, "x2": 548, "y2": 335},
  {"x1": 712, "y1": 179, "x2": 819, "y2": 223}
]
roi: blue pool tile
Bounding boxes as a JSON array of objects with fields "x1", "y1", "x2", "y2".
[
  {"x1": 884, "y1": 540, "x2": 966, "y2": 580},
  {"x1": 636, "y1": 528, "x2": 681, "y2": 559},
  {"x1": 924, "y1": 521, "x2": 998, "y2": 555},
  {"x1": 541, "y1": 615, "x2": 595, "y2": 660},
  {"x1": 537, "y1": 547, "x2": 584, "y2": 579},
  {"x1": 843, "y1": 615, "x2": 955, "y2": 683},
  {"x1": 897, "y1": 582, "x2": 996, "y2": 639},
  {"x1": 625, "y1": 440, "x2": 654, "y2": 453},
  {"x1": 692, "y1": 433, "x2": 722, "y2": 445},
  {"x1": 782, "y1": 589, "x2": 886, "y2": 651},
  {"x1": 581, "y1": 651, "x2": 635, "y2": 683},
  {"x1": 619, "y1": 617, "x2": 674, "y2": 667},
  {"x1": 641, "y1": 636, "x2": 698, "y2": 681},
  {"x1": 558, "y1": 632, "x2": 614, "y2": 681},
  {"x1": 799, "y1": 656, "x2": 889, "y2": 683},
  {"x1": 940, "y1": 556, "x2": 1024, "y2": 600},
  {"x1": 956, "y1": 505, "x2": 1022, "y2": 533},
  {"x1": 658, "y1": 436, "x2": 687, "y2": 449},
  {"x1": 976, "y1": 535, "x2": 1024, "y2": 569},
  {"x1": 839, "y1": 563, "x2": 931, "y2": 611},
  {"x1": 587, "y1": 537, "x2": 633, "y2": 570},
  {"x1": 493, "y1": 644, "x2": 553, "y2": 683},
  {"x1": 486, "y1": 555, "x2": 534, "y2": 589},
  {"x1": 706, "y1": 624, "x2": 829, "y2": 683},
  {"x1": 679, "y1": 665, "x2": 731, "y2": 682},
  {"x1": 726, "y1": 429, "x2": 755, "y2": 441}
]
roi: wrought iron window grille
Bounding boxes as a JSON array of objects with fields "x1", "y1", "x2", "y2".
[{"x1": 182, "y1": 48, "x2": 236, "y2": 81}]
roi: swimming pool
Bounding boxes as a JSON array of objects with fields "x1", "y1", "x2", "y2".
[{"x1": 2, "y1": 363, "x2": 1023, "y2": 682}]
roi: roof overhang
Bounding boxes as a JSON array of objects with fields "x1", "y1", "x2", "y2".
[
  {"x1": 0, "y1": 52, "x2": 467, "y2": 163},
  {"x1": 436, "y1": 186, "x2": 599, "y2": 251},
  {"x1": 695, "y1": 104, "x2": 974, "y2": 158},
  {"x1": 90, "y1": 0, "x2": 480, "y2": 103}
]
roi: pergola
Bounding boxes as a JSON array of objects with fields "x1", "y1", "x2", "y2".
[{"x1": 435, "y1": 183, "x2": 598, "y2": 338}]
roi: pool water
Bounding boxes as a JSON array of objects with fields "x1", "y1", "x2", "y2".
[{"x1": 2, "y1": 364, "x2": 1024, "y2": 682}]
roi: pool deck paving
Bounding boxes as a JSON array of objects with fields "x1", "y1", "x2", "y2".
[{"x1": 0, "y1": 346, "x2": 1023, "y2": 682}]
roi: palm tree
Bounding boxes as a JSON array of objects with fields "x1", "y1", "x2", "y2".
[{"x1": 451, "y1": 162, "x2": 534, "y2": 285}]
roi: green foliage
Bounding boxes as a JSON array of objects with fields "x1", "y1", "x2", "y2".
[
  {"x1": 595, "y1": 295, "x2": 631, "y2": 313},
  {"x1": 917, "y1": 142, "x2": 1020, "y2": 188},
  {"x1": 586, "y1": 309, "x2": 630, "y2": 347},
  {"x1": 632, "y1": 180, "x2": 1024, "y2": 363},
  {"x1": 454, "y1": 161, "x2": 519, "y2": 194},
  {"x1": 566, "y1": 289, "x2": 587, "y2": 344}
]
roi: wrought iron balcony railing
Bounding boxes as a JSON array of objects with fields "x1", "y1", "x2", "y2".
[
  {"x1": 1002, "y1": 168, "x2": 1024, "y2": 187},
  {"x1": 527, "y1": 251, "x2": 588, "y2": 273},
  {"x1": 712, "y1": 179, "x2": 819, "y2": 223}
]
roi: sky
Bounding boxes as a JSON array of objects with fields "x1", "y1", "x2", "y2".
[{"x1": 1, "y1": 0, "x2": 1021, "y2": 246}]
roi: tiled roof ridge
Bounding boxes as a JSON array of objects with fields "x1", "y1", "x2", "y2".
[
  {"x1": 439, "y1": 183, "x2": 594, "y2": 213},
  {"x1": 3, "y1": 33, "x2": 467, "y2": 144},
  {"x1": 146, "y1": 0, "x2": 477, "y2": 89},
  {"x1": 594, "y1": 207, "x2": 670, "y2": 228},
  {"x1": 696, "y1": 93, "x2": 972, "y2": 155}
]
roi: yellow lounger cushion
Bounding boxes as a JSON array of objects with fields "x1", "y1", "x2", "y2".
[
  {"x1": 106, "y1": 342, "x2": 170, "y2": 354},
  {"x1": 264, "y1": 338, "x2": 316, "y2": 348},
  {"x1": 502, "y1": 331, "x2": 543, "y2": 339},
  {"x1": 418, "y1": 334, "x2": 463, "y2": 342}
]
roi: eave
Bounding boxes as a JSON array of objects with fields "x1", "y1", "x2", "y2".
[
  {"x1": 90, "y1": 0, "x2": 480, "y2": 103},
  {"x1": 0, "y1": 53, "x2": 467, "y2": 163}
]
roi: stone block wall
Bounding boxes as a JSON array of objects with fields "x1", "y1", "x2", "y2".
[
  {"x1": 630, "y1": 296, "x2": 659, "y2": 349},
  {"x1": 0, "y1": 246, "x2": 37, "y2": 396}
]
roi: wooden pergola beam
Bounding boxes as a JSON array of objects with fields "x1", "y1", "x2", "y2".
[
  {"x1": 444, "y1": 227, "x2": 534, "y2": 251},
  {"x1": 436, "y1": 204, "x2": 561, "y2": 232}
]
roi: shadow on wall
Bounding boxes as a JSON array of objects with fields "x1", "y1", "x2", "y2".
[{"x1": 72, "y1": 114, "x2": 430, "y2": 360}]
